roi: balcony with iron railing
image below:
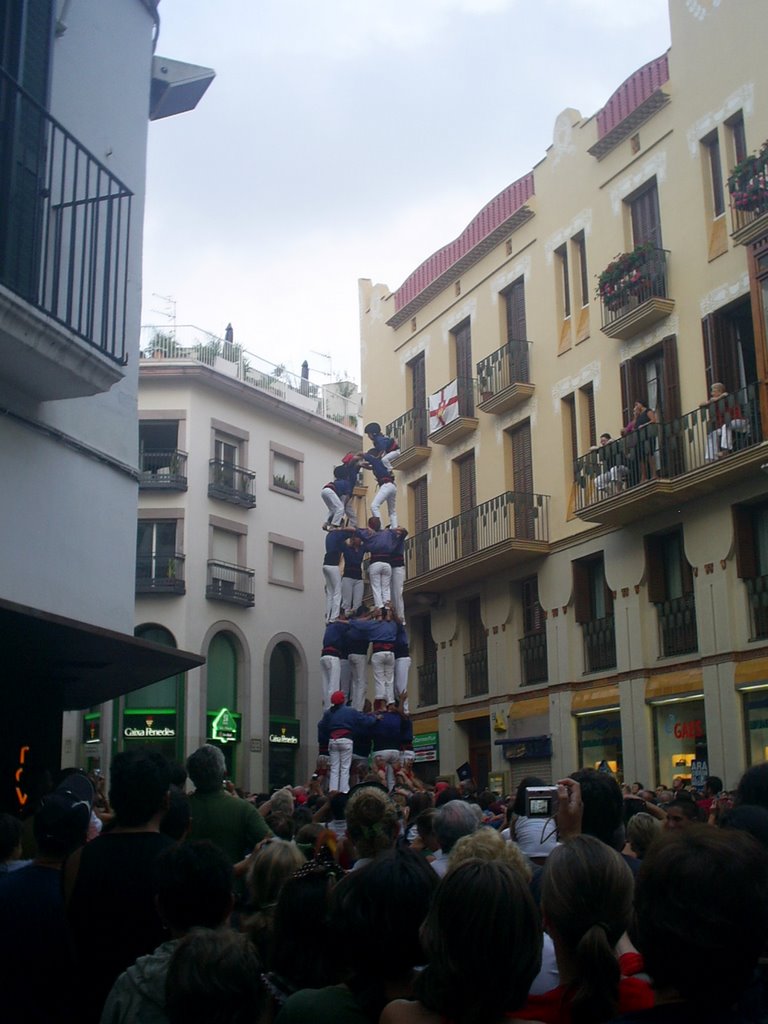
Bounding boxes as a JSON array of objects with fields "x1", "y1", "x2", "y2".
[
  {"x1": 385, "y1": 407, "x2": 430, "y2": 471},
  {"x1": 417, "y1": 662, "x2": 438, "y2": 707},
  {"x1": 573, "y1": 382, "x2": 767, "y2": 527},
  {"x1": 598, "y1": 246, "x2": 674, "y2": 340},
  {"x1": 0, "y1": 67, "x2": 132, "y2": 401},
  {"x1": 428, "y1": 375, "x2": 479, "y2": 445},
  {"x1": 728, "y1": 142, "x2": 768, "y2": 245},
  {"x1": 404, "y1": 491, "x2": 550, "y2": 594},
  {"x1": 747, "y1": 576, "x2": 768, "y2": 641},
  {"x1": 656, "y1": 594, "x2": 698, "y2": 658},
  {"x1": 206, "y1": 560, "x2": 255, "y2": 607},
  {"x1": 208, "y1": 460, "x2": 256, "y2": 508},
  {"x1": 136, "y1": 553, "x2": 185, "y2": 595},
  {"x1": 520, "y1": 630, "x2": 548, "y2": 685},
  {"x1": 477, "y1": 340, "x2": 534, "y2": 414},
  {"x1": 582, "y1": 616, "x2": 617, "y2": 674},
  {"x1": 139, "y1": 449, "x2": 188, "y2": 490},
  {"x1": 140, "y1": 325, "x2": 361, "y2": 431},
  {"x1": 464, "y1": 647, "x2": 489, "y2": 698}
]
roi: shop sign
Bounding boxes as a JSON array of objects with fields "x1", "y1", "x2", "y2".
[
  {"x1": 123, "y1": 712, "x2": 176, "y2": 740},
  {"x1": 413, "y1": 731, "x2": 438, "y2": 763},
  {"x1": 269, "y1": 718, "x2": 300, "y2": 746},
  {"x1": 498, "y1": 735, "x2": 552, "y2": 762},
  {"x1": 210, "y1": 708, "x2": 239, "y2": 744},
  {"x1": 672, "y1": 719, "x2": 705, "y2": 740},
  {"x1": 83, "y1": 714, "x2": 100, "y2": 745}
]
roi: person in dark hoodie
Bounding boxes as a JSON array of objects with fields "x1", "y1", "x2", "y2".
[{"x1": 100, "y1": 841, "x2": 234, "y2": 1023}]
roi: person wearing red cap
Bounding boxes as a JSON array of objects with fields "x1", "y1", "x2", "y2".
[{"x1": 317, "y1": 694, "x2": 375, "y2": 794}]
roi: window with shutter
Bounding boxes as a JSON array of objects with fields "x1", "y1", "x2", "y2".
[
  {"x1": 410, "y1": 476, "x2": 429, "y2": 575},
  {"x1": 701, "y1": 301, "x2": 757, "y2": 395},
  {"x1": 733, "y1": 505, "x2": 758, "y2": 579},
  {"x1": 645, "y1": 528, "x2": 698, "y2": 656},
  {"x1": 409, "y1": 353, "x2": 427, "y2": 445},
  {"x1": 452, "y1": 320, "x2": 474, "y2": 416},
  {"x1": 457, "y1": 452, "x2": 477, "y2": 556},
  {"x1": 630, "y1": 181, "x2": 663, "y2": 248},
  {"x1": 510, "y1": 421, "x2": 534, "y2": 539},
  {"x1": 504, "y1": 278, "x2": 527, "y2": 343},
  {"x1": 580, "y1": 383, "x2": 597, "y2": 449}
]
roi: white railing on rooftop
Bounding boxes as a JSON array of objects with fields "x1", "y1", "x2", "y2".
[{"x1": 140, "y1": 326, "x2": 360, "y2": 429}]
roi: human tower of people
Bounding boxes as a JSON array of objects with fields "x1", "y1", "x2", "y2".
[{"x1": 317, "y1": 421, "x2": 417, "y2": 794}]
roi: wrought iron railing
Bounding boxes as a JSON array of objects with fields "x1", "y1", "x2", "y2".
[
  {"x1": 573, "y1": 383, "x2": 763, "y2": 511},
  {"x1": 386, "y1": 406, "x2": 428, "y2": 450},
  {"x1": 746, "y1": 575, "x2": 768, "y2": 641},
  {"x1": 140, "y1": 325, "x2": 360, "y2": 429},
  {"x1": 656, "y1": 594, "x2": 698, "y2": 657},
  {"x1": 0, "y1": 67, "x2": 132, "y2": 364},
  {"x1": 136, "y1": 553, "x2": 185, "y2": 595},
  {"x1": 582, "y1": 615, "x2": 617, "y2": 673},
  {"x1": 404, "y1": 491, "x2": 549, "y2": 579},
  {"x1": 206, "y1": 560, "x2": 255, "y2": 607},
  {"x1": 599, "y1": 246, "x2": 670, "y2": 331},
  {"x1": 208, "y1": 460, "x2": 256, "y2": 508},
  {"x1": 477, "y1": 339, "x2": 531, "y2": 399},
  {"x1": 417, "y1": 662, "x2": 438, "y2": 707},
  {"x1": 520, "y1": 631, "x2": 548, "y2": 684},
  {"x1": 139, "y1": 449, "x2": 188, "y2": 490},
  {"x1": 464, "y1": 647, "x2": 488, "y2": 697}
]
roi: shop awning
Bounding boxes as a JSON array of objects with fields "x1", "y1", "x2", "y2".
[{"x1": 0, "y1": 597, "x2": 204, "y2": 710}]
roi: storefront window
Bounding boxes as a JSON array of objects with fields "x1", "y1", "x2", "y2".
[
  {"x1": 652, "y1": 698, "x2": 707, "y2": 788},
  {"x1": 576, "y1": 710, "x2": 623, "y2": 782},
  {"x1": 742, "y1": 687, "x2": 768, "y2": 766},
  {"x1": 207, "y1": 633, "x2": 239, "y2": 779}
]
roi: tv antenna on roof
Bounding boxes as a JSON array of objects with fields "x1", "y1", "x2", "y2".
[
  {"x1": 310, "y1": 349, "x2": 332, "y2": 379},
  {"x1": 151, "y1": 293, "x2": 177, "y2": 329}
]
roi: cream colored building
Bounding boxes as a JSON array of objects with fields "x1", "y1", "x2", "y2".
[
  {"x1": 360, "y1": 0, "x2": 768, "y2": 792},
  {"x1": 124, "y1": 328, "x2": 362, "y2": 792}
]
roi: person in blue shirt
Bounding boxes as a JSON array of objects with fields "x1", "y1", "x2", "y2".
[
  {"x1": 363, "y1": 421, "x2": 400, "y2": 473},
  {"x1": 347, "y1": 605, "x2": 398, "y2": 711},
  {"x1": 322, "y1": 528, "x2": 357, "y2": 622},
  {"x1": 320, "y1": 617, "x2": 350, "y2": 710},
  {"x1": 321, "y1": 465, "x2": 352, "y2": 528},
  {"x1": 317, "y1": 692, "x2": 376, "y2": 793}
]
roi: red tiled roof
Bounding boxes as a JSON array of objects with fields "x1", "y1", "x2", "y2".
[
  {"x1": 596, "y1": 53, "x2": 669, "y2": 140},
  {"x1": 391, "y1": 172, "x2": 535, "y2": 316}
]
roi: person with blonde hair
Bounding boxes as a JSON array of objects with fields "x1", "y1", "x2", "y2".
[
  {"x1": 344, "y1": 785, "x2": 399, "y2": 868},
  {"x1": 448, "y1": 825, "x2": 532, "y2": 881},
  {"x1": 242, "y1": 838, "x2": 305, "y2": 967}
]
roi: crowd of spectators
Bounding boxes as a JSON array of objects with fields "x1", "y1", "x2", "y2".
[{"x1": 3, "y1": 750, "x2": 768, "y2": 1023}]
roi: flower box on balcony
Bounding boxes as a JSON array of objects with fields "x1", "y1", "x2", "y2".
[
  {"x1": 728, "y1": 141, "x2": 768, "y2": 244},
  {"x1": 597, "y1": 245, "x2": 673, "y2": 340}
]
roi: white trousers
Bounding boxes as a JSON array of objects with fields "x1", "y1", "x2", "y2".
[
  {"x1": 320, "y1": 655, "x2": 341, "y2": 709},
  {"x1": 321, "y1": 487, "x2": 346, "y2": 525},
  {"x1": 394, "y1": 655, "x2": 411, "y2": 713},
  {"x1": 368, "y1": 561, "x2": 392, "y2": 608},
  {"x1": 348, "y1": 652, "x2": 369, "y2": 710},
  {"x1": 371, "y1": 481, "x2": 397, "y2": 527},
  {"x1": 341, "y1": 576, "x2": 364, "y2": 615},
  {"x1": 339, "y1": 658, "x2": 351, "y2": 703},
  {"x1": 323, "y1": 565, "x2": 342, "y2": 622},
  {"x1": 372, "y1": 650, "x2": 395, "y2": 704},
  {"x1": 373, "y1": 748, "x2": 401, "y2": 791},
  {"x1": 391, "y1": 565, "x2": 406, "y2": 621},
  {"x1": 329, "y1": 736, "x2": 354, "y2": 792},
  {"x1": 344, "y1": 496, "x2": 358, "y2": 528}
]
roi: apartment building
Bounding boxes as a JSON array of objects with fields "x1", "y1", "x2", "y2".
[
  {"x1": 128, "y1": 328, "x2": 362, "y2": 792},
  {"x1": 359, "y1": 0, "x2": 768, "y2": 792},
  {"x1": 0, "y1": 1, "x2": 212, "y2": 813}
]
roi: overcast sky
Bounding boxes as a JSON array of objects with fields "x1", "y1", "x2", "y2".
[{"x1": 142, "y1": 0, "x2": 671, "y2": 385}]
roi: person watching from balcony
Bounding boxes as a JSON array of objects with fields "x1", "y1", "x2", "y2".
[
  {"x1": 701, "y1": 381, "x2": 746, "y2": 460},
  {"x1": 621, "y1": 400, "x2": 657, "y2": 485},
  {"x1": 594, "y1": 432, "x2": 629, "y2": 494}
]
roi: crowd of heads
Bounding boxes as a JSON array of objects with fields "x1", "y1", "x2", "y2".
[{"x1": 6, "y1": 745, "x2": 768, "y2": 1024}]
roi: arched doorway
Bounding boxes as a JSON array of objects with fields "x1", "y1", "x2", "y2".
[
  {"x1": 206, "y1": 632, "x2": 242, "y2": 780},
  {"x1": 121, "y1": 625, "x2": 184, "y2": 761},
  {"x1": 268, "y1": 641, "x2": 299, "y2": 789}
]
